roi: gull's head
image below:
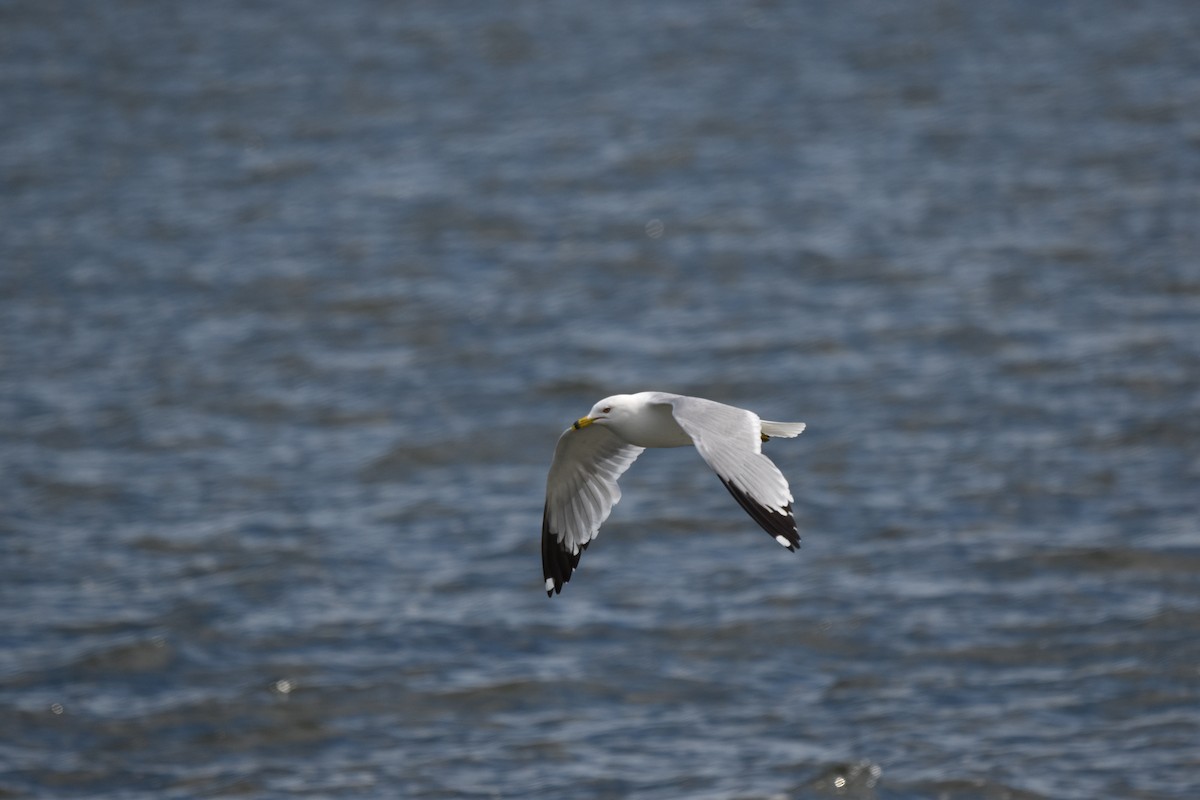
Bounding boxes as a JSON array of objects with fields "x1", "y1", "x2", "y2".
[{"x1": 573, "y1": 394, "x2": 635, "y2": 430}]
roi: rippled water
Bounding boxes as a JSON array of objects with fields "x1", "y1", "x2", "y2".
[{"x1": 3, "y1": 1, "x2": 1199, "y2": 797}]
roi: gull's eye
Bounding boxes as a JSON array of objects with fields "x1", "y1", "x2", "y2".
[{"x1": 601, "y1": 406, "x2": 612, "y2": 414}]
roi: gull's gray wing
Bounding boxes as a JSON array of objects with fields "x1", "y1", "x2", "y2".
[
  {"x1": 542, "y1": 425, "x2": 644, "y2": 596},
  {"x1": 659, "y1": 395, "x2": 800, "y2": 550}
]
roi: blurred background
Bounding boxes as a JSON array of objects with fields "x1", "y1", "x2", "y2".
[{"x1": 2, "y1": 1, "x2": 1198, "y2": 798}]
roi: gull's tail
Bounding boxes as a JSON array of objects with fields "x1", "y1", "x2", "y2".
[{"x1": 760, "y1": 420, "x2": 807, "y2": 440}]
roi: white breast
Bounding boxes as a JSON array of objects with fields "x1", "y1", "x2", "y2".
[{"x1": 611, "y1": 401, "x2": 694, "y2": 449}]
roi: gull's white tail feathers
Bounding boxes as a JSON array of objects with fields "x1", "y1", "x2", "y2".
[{"x1": 760, "y1": 420, "x2": 807, "y2": 439}]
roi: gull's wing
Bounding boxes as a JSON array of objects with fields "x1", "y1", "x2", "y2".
[
  {"x1": 660, "y1": 395, "x2": 800, "y2": 550},
  {"x1": 542, "y1": 425, "x2": 644, "y2": 596}
]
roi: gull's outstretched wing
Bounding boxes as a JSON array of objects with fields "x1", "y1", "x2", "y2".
[
  {"x1": 660, "y1": 395, "x2": 800, "y2": 550},
  {"x1": 542, "y1": 425, "x2": 644, "y2": 596}
]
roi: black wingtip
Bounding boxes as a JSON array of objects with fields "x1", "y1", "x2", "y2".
[
  {"x1": 541, "y1": 501, "x2": 584, "y2": 597},
  {"x1": 719, "y1": 477, "x2": 801, "y2": 550}
]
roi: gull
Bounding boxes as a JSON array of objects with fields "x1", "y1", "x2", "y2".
[{"x1": 541, "y1": 391, "x2": 807, "y2": 596}]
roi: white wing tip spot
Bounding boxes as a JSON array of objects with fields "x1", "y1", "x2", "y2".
[
  {"x1": 544, "y1": 578, "x2": 555, "y2": 593},
  {"x1": 774, "y1": 534, "x2": 791, "y2": 548}
]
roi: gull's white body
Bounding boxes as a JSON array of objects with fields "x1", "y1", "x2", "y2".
[
  {"x1": 599, "y1": 399, "x2": 693, "y2": 448},
  {"x1": 541, "y1": 391, "x2": 806, "y2": 596}
]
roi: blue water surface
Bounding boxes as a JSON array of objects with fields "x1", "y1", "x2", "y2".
[{"x1": 2, "y1": 1, "x2": 1199, "y2": 797}]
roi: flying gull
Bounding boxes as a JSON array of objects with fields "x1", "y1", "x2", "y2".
[{"x1": 541, "y1": 391, "x2": 807, "y2": 596}]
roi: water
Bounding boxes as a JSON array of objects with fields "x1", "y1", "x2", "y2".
[{"x1": 2, "y1": 1, "x2": 1199, "y2": 797}]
